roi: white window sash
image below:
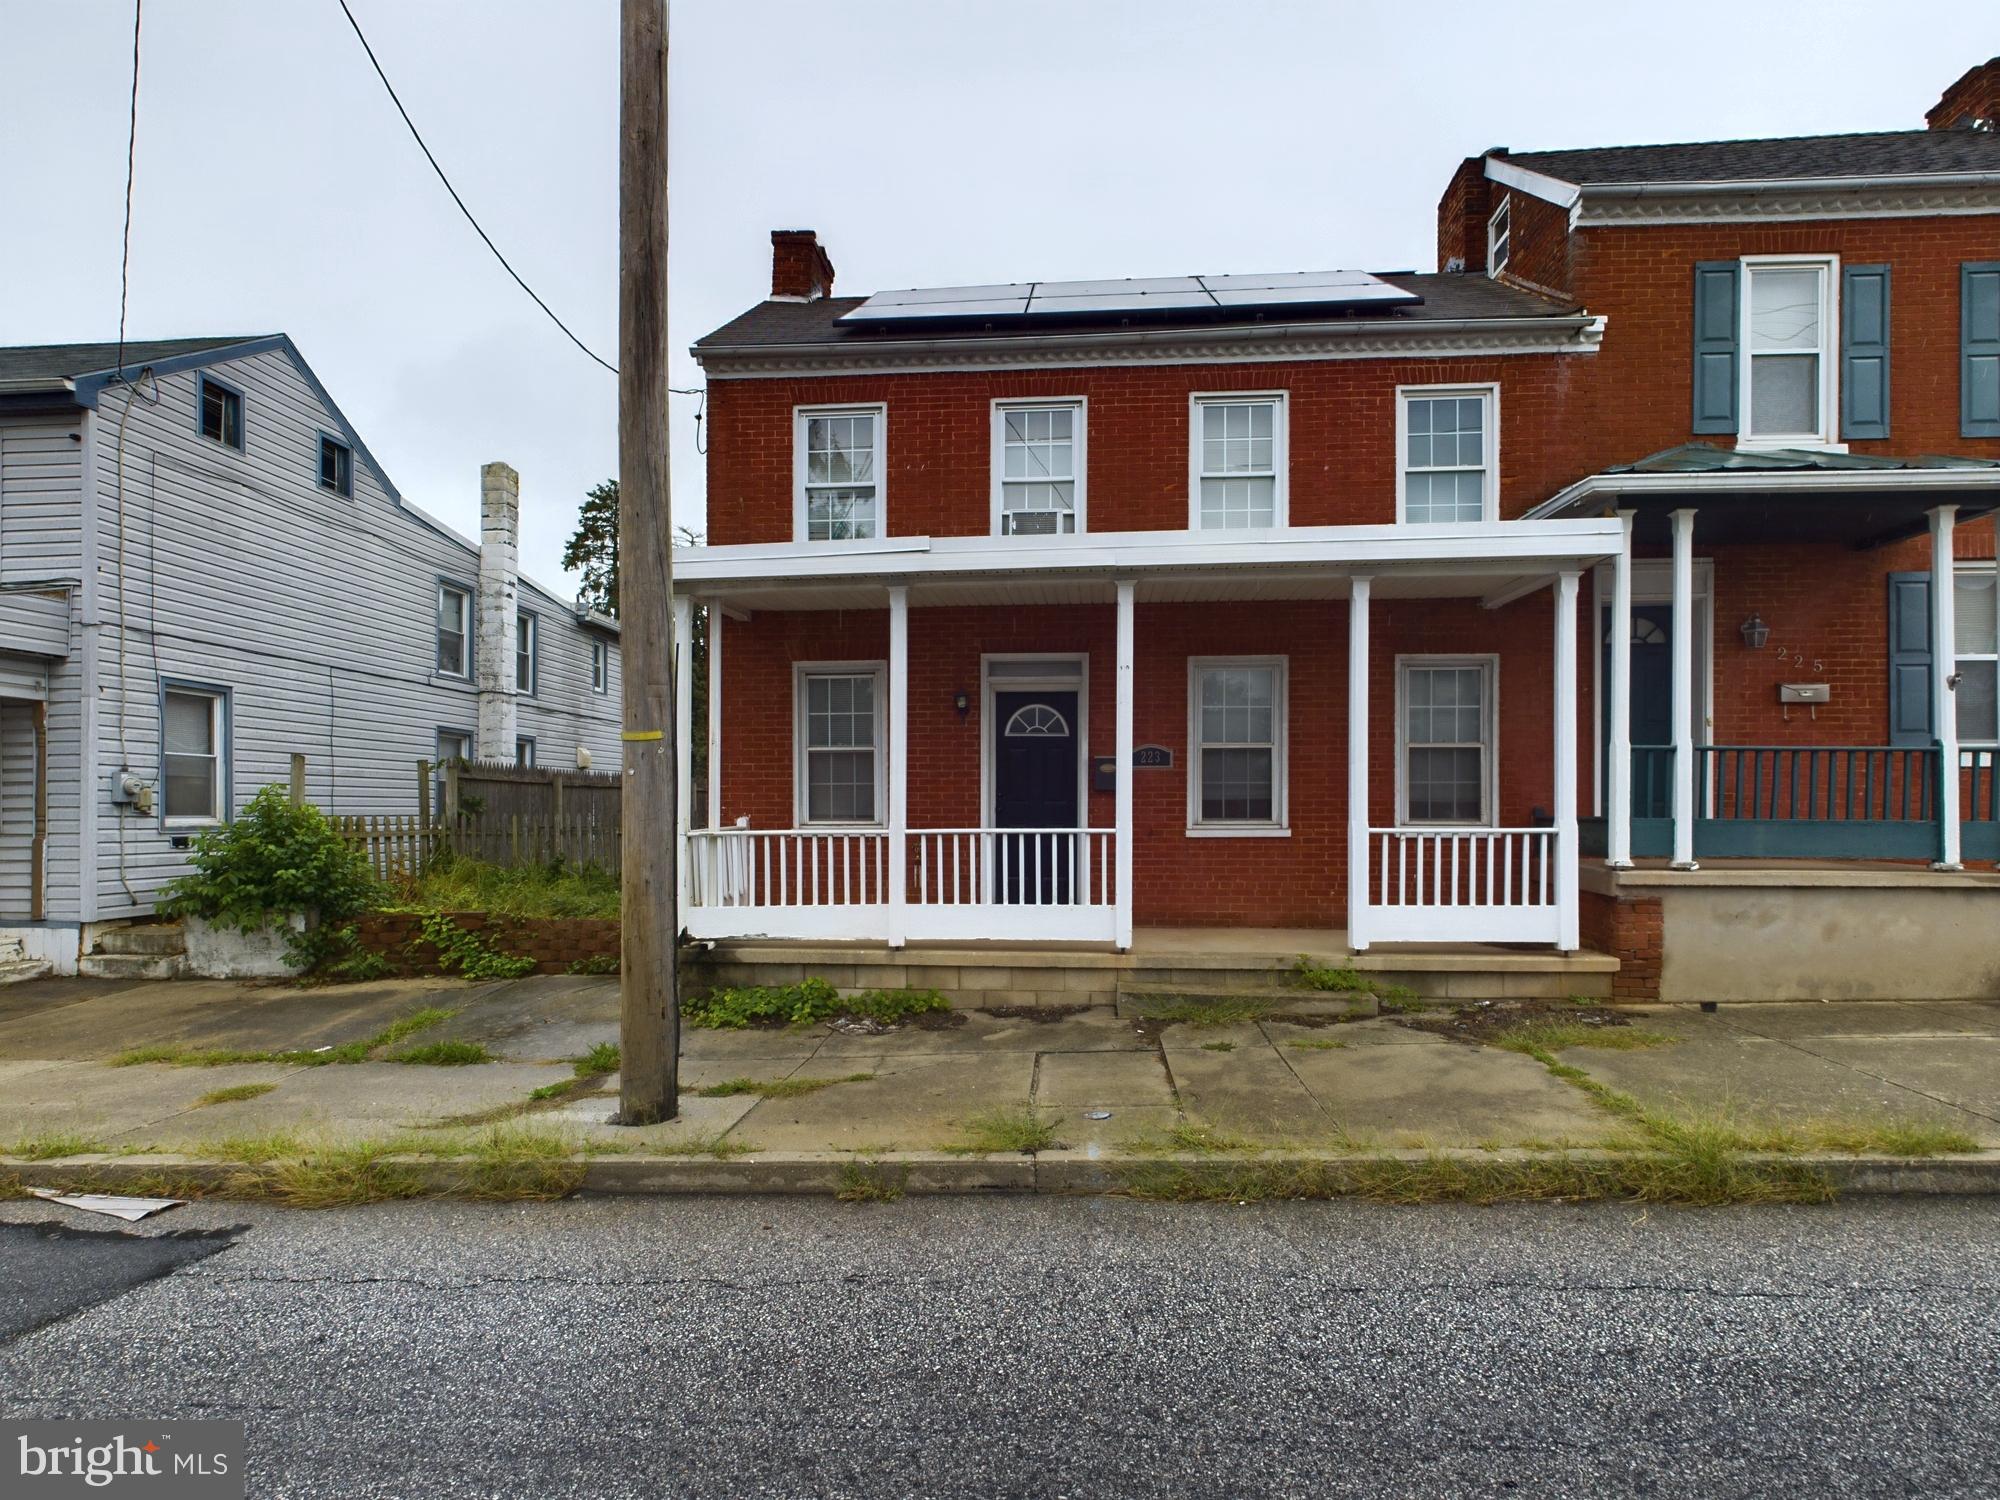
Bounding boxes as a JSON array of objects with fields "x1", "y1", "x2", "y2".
[
  {"x1": 991, "y1": 398, "x2": 1086, "y2": 536},
  {"x1": 794, "y1": 662, "x2": 888, "y2": 827},
  {"x1": 1188, "y1": 392, "x2": 1287, "y2": 530},
  {"x1": 1737, "y1": 256, "x2": 1839, "y2": 448},
  {"x1": 516, "y1": 613, "x2": 537, "y2": 694},
  {"x1": 1186, "y1": 657, "x2": 1288, "y2": 831},
  {"x1": 1487, "y1": 196, "x2": 1511, "y2": 275},
  {"x1": 1396, "y1": 385, "x2": 1498, "y2": 525},
  {"x1": 162, "y1": 690, "x2": 224, "y2": 825},
  {"x1": 1955, "y1": 564, "x2": 2000, "y2": 745},
  {"x1": 437, "y1": 586, "x2": 470, "y2": 678},
  {"x1": 1395, "y1": 656, "x2": 1498, "y2": 827},
  {"x1": 794, "y1": 405, "x2": 886, "y2": 542}
]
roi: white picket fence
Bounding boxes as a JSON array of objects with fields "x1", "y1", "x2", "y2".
[{"x1": 1357, "y1": 827, "x2": 1564, "y2": 944}]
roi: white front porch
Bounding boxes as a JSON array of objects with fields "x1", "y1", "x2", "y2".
[{"x1": 670, "y1": 521, "x2": 1621, "y2": 951}]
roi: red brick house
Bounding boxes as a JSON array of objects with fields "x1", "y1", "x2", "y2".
[{"x1": 671, "y1": 59, "x2": 2000, "y2": 1001}]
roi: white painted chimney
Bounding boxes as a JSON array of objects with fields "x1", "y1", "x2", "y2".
[{"x1": 476, "y1": 461, "x2": 520, "y2": 761}]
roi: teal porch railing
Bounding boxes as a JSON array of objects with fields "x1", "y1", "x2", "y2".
[{"x1": 1581, "y1": 744, "x2": 1997, "y2": 861}]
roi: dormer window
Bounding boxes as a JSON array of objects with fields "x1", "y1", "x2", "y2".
[
  {"x1": 1742, "y1": 256, "x2": 1837, "y2": 446},
  {"x1": 1487, "y1": 196, "x2": 1511, "y2": 278}
]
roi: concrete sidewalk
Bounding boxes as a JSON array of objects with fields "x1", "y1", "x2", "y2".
[{"x1": 2, "y1": 974, "x2": 1998, "y2": 1169}]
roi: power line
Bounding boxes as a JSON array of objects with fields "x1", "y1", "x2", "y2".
[
  {"x1": 334, "y1": 0, "x2": 619, "y2": 376},
  {"x1": 113, "y1": 0, "x2": 143, "y2": 379}
]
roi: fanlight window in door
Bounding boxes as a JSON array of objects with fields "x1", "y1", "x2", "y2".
[
  {"x1": 1603, "y1": 617, "x2": 1669, "y2": 645},
  {"x1": 1004, "y1": 704, "x2": 1070, "y2": 738}
]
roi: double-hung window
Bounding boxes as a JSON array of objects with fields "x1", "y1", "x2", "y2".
[
  {"x1": 796, "y1": 405, "x2": 883, "y2": 541},
  {"x1": 516, "y1": 611, "x2": 538, "y2": 695},
  {"x1": 1399, "y1": 385, "x2": 1496, "y2": 523},
  {"x1": 1956, "y1": 566, "x2": 1999, "y2": 744},
  {"x1": 994, "y1": 399, "x2": 1084, "y2": 536},
  {"x1": 1742, "y1": 257, "x2": 1836, "y2": 445},
  {"x1": 591, "y1": 638, "x2": 610, "y2": 694},
  {"x1": 198, "y1": 375, "x2": 243, "y2": 451},
  {"x1": 436, "y1": 583, "x2": 472, "y2": 678},
  {"x1": 1487, "y1": 196, "x2": 1511, "y2": 277},
  {"x1": 515, "y1": 736, "x2": 536, "y2": 768},
  {"x1": 1192, "y1": 394, "x2": 1285, "y2": 529},
  {"x1": 1188, "y1": 658, "x2": 1287, "y2": 832},
  {"x1": 796, "y1": 666, "x2": 884, "y2": 825},
  {"x1": 318, "y1": 433, "x2": 353, "y2": 497},
  {"x1": 162, "y1": 686, "x2": 227, "y2": 825},
  {"x1": 1399, "y1": 658, "x2": 1497, "y2": 825}
]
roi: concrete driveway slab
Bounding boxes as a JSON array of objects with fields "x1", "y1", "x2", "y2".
[
  {"x1": 732, "y1": 1052, "x2": 1039, "y2": 1152},
  {"x1": 1284, "y1": 1034, "x2": 1616, "y2": 1147},
  {"x1": 426, "y1": 977, "x2": 619, "y2": 1062},
  {"x1": 1034, "y1": 1050, "x2": 1175, "y2": 1108}
]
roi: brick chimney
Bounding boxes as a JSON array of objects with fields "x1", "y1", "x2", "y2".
[
  {"x1": 476, "y1": 461, "x2": 520, "y2": 762},
  {"x1": 1928, "y1": 57, "x2": 2000, "y2": 130},
  {"x1": 1436, "y1": 151, "x2": 1503, "y2": 273},
  {"x1": 771, "y1": 229, "x2": 836, "y2": 301}
]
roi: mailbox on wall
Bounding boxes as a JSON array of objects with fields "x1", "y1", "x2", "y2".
[
  {"x1": 1091, "y1": 755, "x2": 1117, "y2": 793},
  {"x1": 1779, "y1": 683, "x2": 1830, "y2": 704}
]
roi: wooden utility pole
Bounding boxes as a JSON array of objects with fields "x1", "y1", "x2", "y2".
[{"x1": 617, "y1": 0, "x2": 678, "y2": 1123}]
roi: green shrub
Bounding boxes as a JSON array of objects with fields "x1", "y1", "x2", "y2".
[
  {"x1": 414, "y1": 913, "x2": 539, "y2": 981},
  {"x1": 684, "y1": 979, "x2": 950, "y2": 1030},
  {"x1": 158, "y1": 785, "x2": 381, "y2": 971}
]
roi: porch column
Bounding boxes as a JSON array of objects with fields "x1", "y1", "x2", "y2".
[
  {"x1": 706, "y1": 605, "x2": 722, "y2": 829},
  {"x1": 1554, "y1": 570, "x2": 1582, "y2": 951},
  {"x1": 1347, "y1": 576, "x2": 1372, "y2": 952},
  {"x1": 888, "y1": 586, "x2": 909, "y2": 947},
  {"x1": 1669, "y1": 508, "x2": 1699, "y2": 870},
  {"x1": 1931, "y1": 505, "x2": 1963, "y2": 869},
  {"x1": 1114, "y1": 580, "x2": 1135, "y2": 952},
  {"x1": 1605, "y1": 511, "x2": 1636, "y2": 868},
  {"x1": 672, "y1": 594, "x2": 694, "y2": 918}
]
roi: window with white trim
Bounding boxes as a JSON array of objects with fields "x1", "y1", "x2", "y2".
[
  {"x1": 1487, "y1": 196, "x2": 1511, "y2": 277},
  {"x1": 162, "y1": 687, "x2": 226, "y2": 824},
  {"x1": 436, "y1": 729, "x2": 472, "y2": 765},
  {"x1": 796, "y1": 406, "x2": 882, "y2": 541},
  {"x1": 994, "y1": 400, "x2": 1083, "y2": 536},
  {"x1": 516, "y1": 611, "x2": 538, "y2": 695},
  {"x1": 1742, "y1": 258, "x2": 1836, "y2": 445},
  {"x1": 515, "y1": 736, "x2": 536, "y2": 768},
  {"x1": 1192, "y1": 395, "x2": 1285, "y2": 529},
  {"x1": 591, "y1": 638, "x2": 610, "y2": 694},
  {"x1": 1956, "y1": 565, "x2": 1999, "y2": 743},
  {"x1": 797, "y1": 666, "x2": 884, "y2": 825},
  {"x1": 436, "y1": 583, "x2": 471, "y2": 678},
  {"x1": 1188, "y1": 658, "x2": 1287, "y2": 829},
  {"x1": 1399, "y1": 386, "x2": 1495, "y2": 523},
  {"x1": 1399, "y1": 658, "x2": 1496, "y2": 825}
]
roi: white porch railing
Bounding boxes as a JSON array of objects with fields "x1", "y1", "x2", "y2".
[
  {"x1": 683, "y1": 827, "x2": 1119, "y2": 943},
  {"x1": 1357, "y1": 827, "x2": 1565, "y2": 944}
]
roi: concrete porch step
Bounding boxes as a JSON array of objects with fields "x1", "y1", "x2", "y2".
[
  {"x1": 78, "y1": 952, "x2": 186, "y2": 981},
  {"x1": 94, "y1": 921, "x2": 187, "y2": 957},
  {"x1": 0, "y1": 958, "x2": 53, "y2": 985}
]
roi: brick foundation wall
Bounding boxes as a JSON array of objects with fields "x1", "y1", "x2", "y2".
[
  {"x1": 357, "y1": 911, "x2": 620, "y2": 976},
  {"x1": 1579, "y1": 889, "x2": 1663, "y2": 1001}
]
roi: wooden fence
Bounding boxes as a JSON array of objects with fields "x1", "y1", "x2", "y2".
[{"x1": 322, "y1": 757, "x2": 627, "y2": 878}]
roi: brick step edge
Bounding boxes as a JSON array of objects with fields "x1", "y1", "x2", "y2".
[{"x1": 8, "y1": 1149, "x2": 2000, "y2": 1199}]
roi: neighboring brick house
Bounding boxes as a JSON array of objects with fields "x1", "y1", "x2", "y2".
[{"x1": 672, "y1": 59, "x2": 2000, "y2": 1001}]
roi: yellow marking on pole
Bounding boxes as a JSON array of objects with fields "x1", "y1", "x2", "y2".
[{"x1": 622, "y1": 730, "x2": 665, "y2": 741}]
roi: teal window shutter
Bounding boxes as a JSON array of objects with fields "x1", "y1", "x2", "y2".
[
  {"x1": 1841, "y1": 264, "x2": 1891, "y2": 440},
  {"x1": 1966, "y1": 262, "x2": 2000, "y2": 439},
  {"x1": 1886, "y1": 572, "x2": 1933, "y2": 748},
  {"x1": 1691, "y1": 262, "x2": 1739, "y2": 434}
]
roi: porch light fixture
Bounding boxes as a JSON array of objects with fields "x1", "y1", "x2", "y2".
[
  {"x1": 953, "y1": 690, "x2": 971, "y2": 720},
  {"x1": 1739, "y1": 613, "x2": 1771, "y2": 650}
]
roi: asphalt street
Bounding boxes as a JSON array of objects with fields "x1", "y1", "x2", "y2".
[{"x1": 2, "y1": 1193, "x2": 1997, "y2": 1498}]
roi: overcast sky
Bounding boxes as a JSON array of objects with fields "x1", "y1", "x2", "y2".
[{"x1": 0, "y1": 1, "x2": 1987, "y2": 591}]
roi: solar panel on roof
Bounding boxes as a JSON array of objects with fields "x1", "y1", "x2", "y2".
[{"x1": 837, "y1": 270, "x2": 1418, "y2": 324}]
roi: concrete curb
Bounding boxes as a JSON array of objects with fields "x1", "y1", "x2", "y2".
[{"x1": 8, "y1": 1148, "x2": 2000, "y2": 1200}]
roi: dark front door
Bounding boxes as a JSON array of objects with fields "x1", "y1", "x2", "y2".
[
  {"x1": 1604, "y1": 604, "x2": 1675, "y2": 818},
  {"x1": 992, "y1": 690, "x2": 1079, "y2": 904}
]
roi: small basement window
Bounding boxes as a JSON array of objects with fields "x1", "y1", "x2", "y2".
[
  {"x1": 319, "y1": 433, "x2": 353, "y2": 497},
  {"x1": 198, "y1": 375, "x2": 243, "y2": 451}
]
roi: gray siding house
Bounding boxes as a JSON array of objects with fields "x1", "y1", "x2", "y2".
[{"x1": 0, "y1": 335, "x2": 621, "y2": 973}]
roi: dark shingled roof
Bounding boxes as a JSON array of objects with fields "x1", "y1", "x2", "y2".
[
  {"x1": 1608, "y1": 442, "x2": 2000, "y2": 475},
  {"x1": 694, "y1": 273, "x2": 1578, "y2": 352},
  {"x1": 0, "y1": 336, "x2": 269, "y2": 387},
  {"x1": 1506, "y1": 129, "x2": 2000, "y2": 187}
]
